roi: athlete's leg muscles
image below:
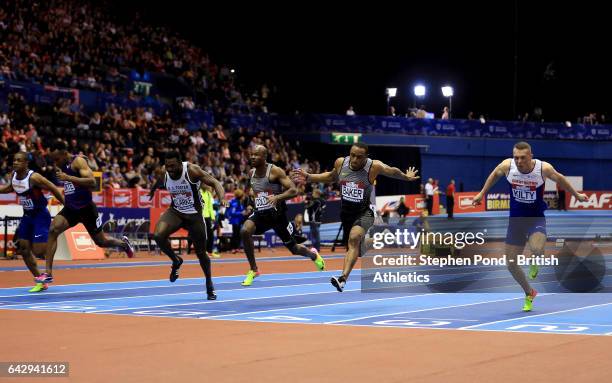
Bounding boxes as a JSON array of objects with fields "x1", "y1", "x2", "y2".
[
  {"x1": 189, "y1": 216, "x2": 214, "y2": 290},
  {"x1": 91, "y1": 230, "x2": 127, "y2": 249},
  {"x1": 153, "y1": 210, "x2": 184, "y2": 263},
  {"x1": 342, "y1": 225, "x2": 366, "y2": 280},
  {"x1": 288, "y1": 243, "x2": 317, "y2": 260},
  {"x1": 241, "y1": 219, "x2": 258, "y2": 271},
  {"x1": 505, "y1": 243, "x2": 532, "y2": 294},
  {"x1": 18, "y1": 240, "x2": 41, "y2": 277},
  {"x1": 43, "y1": 215, "x2": 70, "y2": 276},
  {"x1": 527, "y1": 231, "x2": 546, "y2": 258}
]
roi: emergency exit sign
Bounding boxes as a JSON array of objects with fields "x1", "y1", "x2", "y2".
[{"x1": 332, "y1": 132, "x2": 362, "y2": 144}]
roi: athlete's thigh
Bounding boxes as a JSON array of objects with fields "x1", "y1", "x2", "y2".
[
  {"x1": 504, "y1": 242, "x2": 526, "y2": 262},
  {"x1": 31, "y1": 242, "x2": 47, "y2": 257},
  {"x1": 272, "y1": 214, "x2": 296, "y2": 248},
  {"x1": 17, "y1": 239, "x2": 32, "y2": 255},
  {"x1": 187, "y1": 214, "x2": 207, "y2": 245},
  {"x1": 348, "y1": 225, "x2": 366, "y2": 246},
  {"x1": 527, "y1": 232, "x2": 547, "y2": 255},
  {"x1": 249, "y1": 213, "x2": 273, "y2": 235},
  {"x1": 80, "y1": 203, "x2": 104, "y2": 237},
  {"x1": 242, "y1": 218, "x2": 257, "y2": 234},
  {"x1": 155, "y1": 209, "x2": 184, "y2": 237}
]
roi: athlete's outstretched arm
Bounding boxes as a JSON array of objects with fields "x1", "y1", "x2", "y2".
[
  {"x1": 542, "y1": 162, "x2": 588, "y2": 202},
  {"x1": 371, "y1": 160, "x2": 420, "y2": 182},
  {"x1": 267, "y1": 166, "x2": 297, "y2": 208},
  {"x1": 56, "y1": 157, "x2": 96, "y2": 189},
  {"x1": 188, "y1": 164, "x2": 226, "y2": 205},
  {"x1": 473, "y1": 159, "x2": 511, "y2": 204},
  {"x1": 291, "y1": 157, "x2": 344, "y2": 185},
  {"x1": 31, "y1": 172, "x2": 65, "y2": 205}
]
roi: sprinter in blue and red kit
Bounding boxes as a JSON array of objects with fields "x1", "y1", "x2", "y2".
[{"x1": 0, "y1": 152, "x2": 65, "y2": 292}]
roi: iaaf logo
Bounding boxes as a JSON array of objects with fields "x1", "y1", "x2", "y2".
[
  {"x1": 570, "y1": 193, "x2": 612, "y2": 209},
  {"x1": 488, "y1": 193, "x2": 510, "y2": 199},
  {"x1": 71, "y1": 232, "x2": 97, "y2": 251}
]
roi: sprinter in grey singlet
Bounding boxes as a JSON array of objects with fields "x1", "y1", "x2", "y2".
[
  {"x1": 239, "y1": 145, "x2": 326, "y2": 286},
  {"x1": 291, "y1": 142, "x2": 419, "y2": 292}
]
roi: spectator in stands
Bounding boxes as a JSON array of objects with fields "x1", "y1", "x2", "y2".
[
  {"x1": 441, "y1": 106, "x2": 450, "y2": 120},
  {"x1": 416, "y1": 105, "x2": 427, "y2": 119},
  {"x1": 346, "y1": 106, "x2": 356, "y2": 116},
  {"x1": 0, "y1": 113, "x2": 10, "y2": 127},
  {"x1": 532, "y1": 107, "x2": 543, "y2": 122}
]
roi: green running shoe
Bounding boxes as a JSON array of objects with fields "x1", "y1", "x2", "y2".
[
  {"x1": 29, "y1": 283, "x2": 48, "y2": 293},
  {"x1": 522, "y1": 289, "x2": 538, "y2": 312},
  {"x1": 241, "y1": 270, "x2": 260, "y2": 286},
  {"x1": 311, "y1": 248, "x2": 326, "y2": 271}
]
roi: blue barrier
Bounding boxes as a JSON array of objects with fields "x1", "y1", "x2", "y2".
[{"x1": 272, "y1": 114, "x2": 612, "y2": 141}]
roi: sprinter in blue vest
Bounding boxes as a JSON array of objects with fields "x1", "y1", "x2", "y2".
[{"x1": 474, "y1": 141, "x2": 587, "y2": 311}]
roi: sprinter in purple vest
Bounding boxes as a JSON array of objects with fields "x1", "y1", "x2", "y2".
[{"x1": 35, "y1": 141, "x2": 134, "y2": 285}]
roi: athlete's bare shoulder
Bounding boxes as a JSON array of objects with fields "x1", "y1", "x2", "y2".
[
  {"x1": 500, "y1": 158, "x2": 513, "y2": 169},
  {"x1": 268, "y1": 164, "x2": 287, "y2": 181},
  {"x1": 187, "y1": 163, "x2": 211, "y2": 181},
  {"x1": 540, "y1": 160, "x2": 553, "y2": 169},
  {"x1": 333, "y1": 157, "x2": 345, "y2": 171},
  {"x1": 72, "y1": 155, "x2": 90, "y2": 170}
]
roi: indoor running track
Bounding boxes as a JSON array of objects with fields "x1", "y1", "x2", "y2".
[{"x1": 1, "y1": 268, "x2": 611, "y2": 336}]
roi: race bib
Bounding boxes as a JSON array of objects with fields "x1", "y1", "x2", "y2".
[
  {"x1": 341, "y1": 181, "x2": 365, "y2": 203},
  {"x1": 173, "y1": 193, "x2": 194, "y2": 208},
  {"x1": 255, "y1": 192, "x2": 273, "y2": 210},
  {"x1": 64, "y1": 181, "x2": 76, "y2": 195},
  {"x1": 512, "y1": 184, "x2": 536, "y2": 203},
  {"x1": 18, "y1": 196, "x2": 34, "y2": 210}
]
